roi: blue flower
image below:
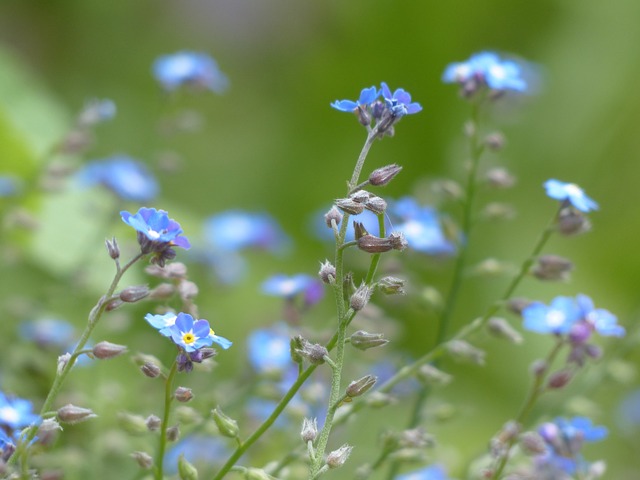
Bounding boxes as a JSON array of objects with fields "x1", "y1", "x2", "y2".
[
  {"x1": 522, "y1": 296, "x2": 581, "y2": 334},
  {"x1": 331, "y1": 86, "x2": 379, "y2": 112},
  {"x1": 575, "y1": 294, "x2": 625, "y2": 337},
  {"x1": 77, "y1": 156, "x2": 159, "y2": 202},
  {"x1": 380, "y1": 82, "x2": 422, "y2": 116},
  {"x1": 247, "y1": 323, "x2": 292, "y2": 373},
  {"x1": 261, "y1": 274, "x2": 324, "y2": 306},
  {"x1": 443, "y1": 51, "x2": 527, "y2": 92},
  {"x1": 153, "y1": 51, "x2": 228, "y2": 93},
  {"x1": 168, "y1": 313, "x2": 214, "y2": 352},
  {"x1": 0, "y1": 393, "x2": 40, "y2": 431},
  {"x1": 544, "y1": 179, "x2": 598, "y2": 212},
  {"x1": 121, "y1": 207, "x2": 191, "y2": 250},
  {"x1": 0, "y1": 176, "x2": 21, "y2": 197},
  {"x1": 208, "y1": 326, "x2": 233, "y2": 351},
  {"x1": 78, "y1": 98, "x2": 117, "y2": 126},
  {"x1": 204, "y1": 211, "x2": 288, "y2": 253},
  {"x1": 145, "y1": 312, "x2": 177, "y2": 336},
  {"x1": 19, "y1": 318, "x2": 76, "y2": 348},
  {"x1": 396, "y1": 465, "x2": 448, "y2": 480},
  {"x1": 389, "y1": 197, "x2": 455, "y2": 256}
]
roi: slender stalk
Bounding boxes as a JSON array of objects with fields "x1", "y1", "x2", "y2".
[{"x1": 155, "y1": 361, "x2": 178, "y2": 480}]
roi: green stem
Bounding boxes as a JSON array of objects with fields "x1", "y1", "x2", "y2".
[
  {"x1": 14, "y1": 251, "x2": 145, "y2": 468},
  {"x1": 156, "y1": 361, "x2": 178, "y2": 480}
]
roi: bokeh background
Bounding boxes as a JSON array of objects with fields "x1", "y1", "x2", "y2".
[{"x1": 1, "y1": 0, "x2": 639, "y2": 478}]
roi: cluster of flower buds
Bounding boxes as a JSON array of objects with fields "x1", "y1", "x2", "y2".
[{"x1": 335, "y1": 190, "x2": 387, "y2": 216}]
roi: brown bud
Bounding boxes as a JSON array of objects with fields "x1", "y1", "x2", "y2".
[
  {"x1": 174, "y1": 387, "x2": 193, "y2": 403},
  {"x1": 532, "y1": 255, "x2": 573, "y2": 281},
  {"x1": 131, "y1": 451, "x2": 153, "y2": 469},
  {"x1": 318, "y1": 260, "x2": 336, "y2": 284},
  {"x1": 119, "y1": 285, "x2": 150, "y2": 303},
  {"x1": 346, "y1": 375, "x2": 377, "y2": 398},
  {"x1": 335, "y1": 198, "x2": 364, "y2": 215},
  {"x1": 369, "y1": 164, "x2": 402, "y2": 186},
  {"x1": 105, "y1": 237, "x2": 120, "y2": 259},
  {"x1": 324, "y1": 206, "x2": 343, "y2": 228},
  {"x1": 350, "y1": 190, "x2": 371, "y2": 203},
  {"x1": 57, "y1": 404, "x2": 97, "y2": 424},
  {"x1": 141, "y1": 362, "x2": 161, "y2": 378},
  {"x1": 357, "y1": 235, "x2": 393, "y2": 253},
  {"x1": 364, "y1": 195, "x2": 387, "y2": 214},
  {"x1": 92, "y1": 341, "x2": 128, "y2": 359}
]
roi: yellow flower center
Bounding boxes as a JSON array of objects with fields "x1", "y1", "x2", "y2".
[
  {"x1": 182, "y1": 333, "x2": 196, "y2": 345},
  {"x1": 209, "y1": 328, "x2": 215, "y2": 336}
]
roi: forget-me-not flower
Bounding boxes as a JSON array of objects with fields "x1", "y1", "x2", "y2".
[
  {"x1": 19, "y1": 318, "x2": 76, "y2": 348},
  {"x1": 396, "y1": 464, "x2": 448, "y2": 480},
  {"x1": 0, "y1": 392, "x2": 40, "y2": 431},
  {"x1": 78, "y1": 156, "x2": 159, "y2": 202},
  {"x1": 380, "y1": 82, "x2": 422, "y2": 117},
  {"x1": 167, "y1": 313, "x2": 216, "y2": 352},
  {"x1": 331, "y1": 86, "x2": 379, "y2": 112},
  {"x1": 153, "y1": 51, "x2": 229, "y2": 93},
  {"x1": 204, "y1": 211, "x2": 288, "y2": 253},
  {"x1": 247, "y1": 323, "x2": 292, "y2": 374},
  {"x1": 261, "y1": 273, "x2": 324, "y2": 306},
  {"x1": 575, "y1": 294, "x2": 625, "y2": 338},
  {"x1": 121, "y1": 207, "x2": 191, "y2": 258},
  {"x1": 544, "y1": 180, "x2": 598, "y2": 213},
  {"x1": 443, "y1": 51, "x2": 528, "y2": 93},
  {"x1": 145, "y1": 312, "x2": 178, "y2": 337},
  {"x1": 522, "y1": 296, "x2": 581, "y2": 335}
]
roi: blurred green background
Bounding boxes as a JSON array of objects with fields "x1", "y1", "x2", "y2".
[{"x1": 1, "y1": 0, "x2": 640, "y2": 478}]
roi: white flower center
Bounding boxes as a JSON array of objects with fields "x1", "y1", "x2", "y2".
[
  {"x1": 0, "y1": 406, "x2": 19, "y2": 424},
  {"x1": 547, "y1": 310, "x2": 566, "y2": 327}
]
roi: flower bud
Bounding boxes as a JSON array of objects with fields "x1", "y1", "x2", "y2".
[
  {"x1": 93, "y1": 341, "x2": 128, "y2": 359},
  {"x1": 175, "y1": 387, "x2": 193, "y2": 403},
  {"x1": 57, "y1": 404, "x2": 97, "y2": 424},
  {"x1": 141, "y1": 362, "x2": 161, "y2": 378},
  {"x1": 335, "y1": 198, "x2": 364, "y2": 215},
  {"x1": 445, "y1": 340, "x2": 486, "y2": 365},
  {"x1": 364, "y1": 195, "x2": 387, "y2": 214},
  {"x1": 417, "y1": 364, "x2": 452, "y2": 386},
  {"x1": 532, "y1": 255, "x2": 573, "y2": 281},
  {"x1": 507, "y1": 297, "x2": 532, "y2": 315},
  {"x1": 355, "y1": 105, "x2": 371, "y2": 126},
  {"x1": 377, "y1": 276, "x2": 406, "y2": 295},
  {"x1": 486, "y1": 317, "x2": 523, "y2": 344},
  {"x1": 519, "y1": 431, "x2": 547, "y2": 456},
  {"x1": 530, "y1": 359, "x2": 548, "y2": 378},
  {"x1": 149, "y1": 283, "x2": 175, "y2": 300},
  {"x1": 324, "y1": 206, "x2": 343, "y2": 228},
  {"x1": 350, "y1": 190, "x2": 371, "y2": 203},
  {"x1": 301, "y1": 417, "x2": 318, "y2": 443},
  {"x1": 326, "y1": 444, "x2": 353, "y2": 469},
  {"x1": 318, "y1": 260, "x2": 336, "y2": 284},
  {"x1": 346, "y1": 375, "x2": 377, "y2": 398},
  {"x1": 356, "y1": 235, "x2": 393, "y2": 253},
  {"x1": 295, "y1": 339, "x2": 329, "y2": 365},
  {"x1": 131, "y1": 451, "x2": 153, "y2": 469},
  {"x1": 105, "y1": 237, "x2": 120, "y2": 259},
  {"x1": 350, "y1": 331, "x2": 388, "y2": 351},
  {"x1": 145, "y1": 415, "x2": 161, "y2": 431},
  {"x1": 212, "y1": 407, "x2": 239, "y2": 438},
  {"x1": 105, "y1": 298, "x2": 123, "y2": 311},
  {"x1": 290, "y1": 336, "x2": 305, "y2": 364},
  {"x1": 485, "y1": 167, "x2": 514, "y2": 188},
  {"x1": 389, "y1": 232, "x2": 408, "y2": 251},
  {"x1": 178, "y1": 280, "x2": 199, "y2": 301},
  {"x1": 119, "y1": 285, "x2": 150, "y2": 303},
  {"x1": 166, "y1": 425, "x2": 180, "y2": 442},
  {"x1": 547, "y1": 369, "x2": 573, "y2": 389},
  {"x1": 369, "y1": 164, "x2": 402, "y2": 187},
  {"x1": 557, "y1": 208, "x2": 591, "y2": 236},
  {"x1": 485, "y1": 132, "x2": 506, "y2": 151},
  {"x1": 350, "y1": 284, "x2": 373, "y2": 311},
  {"x1": 178, "y1": 454, "x2": 199, "y2": 480}
]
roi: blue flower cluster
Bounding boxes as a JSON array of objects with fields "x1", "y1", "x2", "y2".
[
  {"x1": 77, "y1": 156, "x2": 159, "y2": 202},
  {"x1": 261, "y1": 273, "x2": 325, "y2": 307},
  {"x1": 396, "y1": 464, "x2": 448, "y2": 480},
  {"x1": 0, "y1": 392, "x2": 41, "y2": 460},
  {"x1": 535, "y1": 416, "x2": 607, "y2": 476},
  {"x1": 442, "y1": 51, "x2": 528, "y2": 94},
  {"x1": 153, "y1": 51, "x2": 228, "y2": 93}
]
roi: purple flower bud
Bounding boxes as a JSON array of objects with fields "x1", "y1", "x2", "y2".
[
  {"x1": 92, "y1": 341, "x2": 128, "y2": 359},
  {"x1": 175, "y1": 387, "x2": 193, "y2": 403},
  {"x1": 141, "y1": 362, "x2": 161, "y2": 378},
  {"x1": 369, "y1": 164, "x2": 402, "y2": 187},
  {"x1": 364, "y1": 195, "x2": 387, "y2": 214},
  {"x1": 350, "y1": 284, "x2": 373, "y2": 311},
  {"x1": 105, "y1": 237, "x2": 120, "y2": 259},
  {"x1": 145, "y1": 415, "x2": 161, "y2": 431},
  {"x1": 119, "y1": 285, "x2": 150, "y2": 303},
  {"x1": 166, "y1": 425, "x2": 180, "y2": 442},
  {"x1": 335, "y1": 198, "x2": 364, "y2": 215},
  {"x1": 324, "y1": 206, "x2": 343, "y2": 228},
  {"x1": 57, "y1": 404, "x2": 97, "y2": 424},
  {"x1": 318, "y1": 260, "x2": 336, "y2": 284},
  {"x1": 547, "y1": 370, "x2": 573, "y2": 389}
]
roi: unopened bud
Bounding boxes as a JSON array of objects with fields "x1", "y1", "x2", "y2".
[
  {"x1": 335, "y1": 198, "x2": 364, "y2": 215},
  {"x1": 149, "y1": 283, "x2": 175, "y2": 300},
  {"x1": 301, "y1": 417, "x2": 318, "y2": 443},
  {"x1": 178, "y1": 280, "x2": 198, "y2": 301},
  {"x1": 389, "y1": 232, "x2": 408, "y2": 251},
  {"x1": 355, "y1": 105, "x2": 371, "y2": 126},
  {"x1": 519, "y1": 431, "x2": 547, "y2": 456},
  {"x1": 178, "y1": 454, "x2": 199, "y2": 480},
  {"x1": 364, "y1": 195, "x2": 387, "y2": 214},
  {"x1": 350, "y1": 331, "x2": 388, "y2": 350},
  {"x1": 105, "y1": 299, "x2": 123, "y2": 311},
  {"x1": 446, "y1": 340, "x2": 486, "y2": 365},
  {"x1": 105, "y1": 237, "x2": 120, "y2": 259},
  {"x1": 176, "y1": 406, "x2": 201, "y2": 425},
  {"x1": 417, "y1": 364, "x2": 452, "y2": 386},
  {"x1": 487, "y1": 317, "x2": 523, "y2": 344},
  {"x1": 557, "y1": 208, "x2": 591, "y2": 236},
  {"x1": 485, "y1": 167, "x2": 514, "y2": 188},
  {"x1": 326, "y1": 444, "x2": 353, "y2": 469},
  {"x1": 547, "y1": 370, "x2": 572, "y2": 389},
  {"x1": 350, "y1": 190, "x2": 371, "y2": 203},
  {"x1": 57, "y1": 404, "x2": 97, "y2": 424},
  {"x1": 350, "y1": 284, "x2": 373, "y2": 311},
  {"x1": 369, "y1": 164, "x2": 402, "y2": 187},
  {"x1": 357, "y1": 235, "x2": 393, "y2": 253},
  {"x1": 166, "y1": 425, "x2": 180, "y2": 442},
  {"x1": 141, "y1": 362, "x2": 161, "y2": 378},
  {"x1": 131, "y1": 451, "x2": 153, "y2": 469},
  {"x1": 212, "y1": 407, "x2": 239, "y2": 438},
  {"x1": 530, "y1": 359, "x2": 548, "y2": 378},
  {"x1": 295, "y1": 339, "x2": 328, "y2": 365},
  {"x1": 93, "y1": 341, "x2": 128, "y2": 359},
  {"x1": 174, "y1": 387, "x2": 193, "y2": 403},
  {"x1": 324, "y1": 206, "x2": 343, "y2": 228},
  {"x1": 119, "y1": 285, "x2": 150, "y2": 303},
  {"x1": 145, "y1": 415, "x2": 161, "y2": 431},
  {"x1": 346, "y1": 375, "x2": 377, "y2": 398},
  {"x1": 508, "y1": 297, "x2": 532, "y2": 315},
  {"x1": 318, "y1": 260, "x2": 336, "y2": 284},
  {"x1": 485, "y1": 132, "x2": 506, "y2": 151},
  {"x1": 377, "y1": 276, "x2": 406, "y2": 295},
  {"x1": 532, "y1": 255, "x2": 573, "y2": 281}
]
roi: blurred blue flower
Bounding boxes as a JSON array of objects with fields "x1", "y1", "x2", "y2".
[
  {"x1": 204, "y1": 210, "x2": 288, "y2": 253},
  {"x1": 0, "y1": 176, "x2": 21, "y2": 197},
  {"x1": 443, "y1": 51, "x2": 527, "y2": 92},
  {"x1": 261, "y1": 274, "x2": 325, "y2": 306},
  {"x1": 153, "y1": 51, "x2": 228, "y2": 93},
  {"x1": 168, "y1": 313, "x2": 214, "y2": 352},
  {"x1": 380, "y1": 82, "x2": 422, "y2": 116},
  {"x1": 522, "y1": 296, "x2": 580, "y2": 335},
  {"x1": 575, "y1": 294, "x2": 625, "y2": 337},
  {"x1": 0, "y1": 392, "x2": 40, "y2": 431},
  {"x1": 19, "y1": 318, "x2": 75, "y2": 348},
  {"x1": 77, "y1": 156, "x2": 158, "y2": 202},
  {"x1": 144, "y1": 312, "x2": 177, "y2": 336},
  {"x1": 544, "y1": 179, "x2": 598, "y2": 213},
  {"x1": 247, "y1": 323, "x2": 292, "y2": 374},
  {"x1": 164, "y1": 435, "x2": 229, "y2": 474},
  {"x1": 331, "y1": 86, "x2": 379, "y2": 112},
  {"x1": 78, "y1": 98, "x2": 116, "y2": 126},
  {"x1": 121, "y1": 207, "x2": 191, "y2": 250},
  {"x1": 617, "y1": 389, "x2": 640, "y2": 432},
  {"x1": 397, "y1": 464, "x2": 448, "y2": 480},
  {"x1": 389, "y1": 197, "x2": 455, "y2": 256}
]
